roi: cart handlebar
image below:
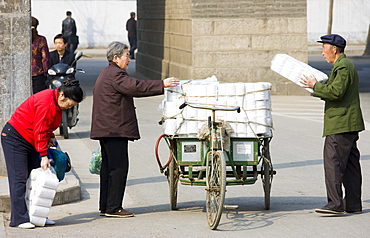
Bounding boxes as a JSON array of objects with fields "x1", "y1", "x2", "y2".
[{"x1": 179, "y1": 102, "x2": 240, "y2": 113}]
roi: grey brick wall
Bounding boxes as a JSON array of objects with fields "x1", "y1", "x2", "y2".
[
  {"x1": 137, "y1": 0, "x2": 308, "y2": 95},
  {"x1": 0, "y1": 0, "x2": 31, "y2": 175}
]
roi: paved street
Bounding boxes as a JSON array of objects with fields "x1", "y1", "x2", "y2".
[{"x1": 2, "y1": 56, "x2": 370, "y2": 237}]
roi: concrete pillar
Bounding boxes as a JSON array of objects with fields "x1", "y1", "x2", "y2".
[
  {"x1": 137, "y1": 0, "x2": 309, "y2": 95},
  {"x1": 0, "y1": 0, "x2": 31, "y2": 176}
]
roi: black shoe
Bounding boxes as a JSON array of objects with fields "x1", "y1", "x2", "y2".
[
  {"x1": 315, "y1": 206, "x2": 344, "y2": 214},
  {"x1": 345, "y1": 210, "x2": 362, "y2": 214},
  {"x1": 99, "y1": 211, "x2": 106, "y2": 216}
]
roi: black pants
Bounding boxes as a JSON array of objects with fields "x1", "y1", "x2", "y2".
[
  {"x1": 323, "y1": 132, "x2": 362, "y2": 212},
  {"x1": 128, "y1": 36, "x2": 137, "y2": 59},
  {"x1": 32, "y1": 74, "x2": 47, "y2": 94},
  {"x1": 99, "y1": 137, "x2": 129, "y2": 213},
  {"x1": 1, "y1": 123, "x2": 40, "y2": 227}
]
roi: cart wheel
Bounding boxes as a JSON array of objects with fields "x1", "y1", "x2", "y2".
[
  {"x1": 62, "y1": 111, "x2": 69, "y2": 139},
  {"x1": 168, "y1": 153, "x2": 179, "y2": 210},
  {"x1": 261, "y1": 155, "x2": 273, "y2": 210},
  {"x1": 206, "y1": 150, "x2": 226, "y2": 230}
]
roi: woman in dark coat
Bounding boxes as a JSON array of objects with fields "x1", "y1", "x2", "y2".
[{"x1": 90, "y1": 41, "x2": 179, "y2": 218}]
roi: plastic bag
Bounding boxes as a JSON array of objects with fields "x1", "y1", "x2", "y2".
[
  {"x1": 48, "y1": 148, "x2": 69, "y2": 181},
  {"x1": 89, "y1": 146, "x2": 102, "y2": 175}
]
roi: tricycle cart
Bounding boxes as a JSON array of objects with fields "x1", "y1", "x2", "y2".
[{"x1": 155, "y1": 102, "x2": 275, "y2": 230}]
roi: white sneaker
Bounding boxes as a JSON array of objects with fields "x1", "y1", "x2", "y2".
[
  {"x1": 17, "y1": 222, "x2": 35, "y2": 229},
  {"x1": 45, "y1": 218, "x2": 55, "y2": 225}
]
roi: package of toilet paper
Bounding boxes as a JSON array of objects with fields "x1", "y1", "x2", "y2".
[
  {"x1": 25, "y1": 168, "x2": 59, "y2": 226},
  {"x1": 159, "y1": 75, "x2": 273, "y2": 138},
  {"x1": 270, "y1": 54, "x2": 328, "y2": 93}
]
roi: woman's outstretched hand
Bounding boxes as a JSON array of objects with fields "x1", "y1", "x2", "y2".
[{"x1": 163, "y1": 77, "x2": 180, "y2": 88}]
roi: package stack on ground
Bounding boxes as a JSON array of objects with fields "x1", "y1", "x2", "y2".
[{"x1": 25, "y1": 168, "x2": 59, "y2": 226}]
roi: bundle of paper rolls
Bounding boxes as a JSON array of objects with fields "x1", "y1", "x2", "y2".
[
  {"x1": 270, "y1": 54, "x2": 328, "y2": 93},
  {"x1": 160, "y1": 76, "x2": 273, "y2": 138},
  {"x1": 25, "y1": 168, "x2": 59, "y2": 226}
]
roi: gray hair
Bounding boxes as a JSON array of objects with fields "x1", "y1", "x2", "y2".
[{"x1": 106, "y1": 41, "x2": 129, "y2": 62}]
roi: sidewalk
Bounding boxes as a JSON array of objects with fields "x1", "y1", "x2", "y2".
[{"x1": 0, "y1": 44, "x2": 368, "y2": 235}]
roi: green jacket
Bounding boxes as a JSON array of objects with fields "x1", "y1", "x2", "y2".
[{"x1": 312, "y1": 54, "x2": 365, "y2": 137}]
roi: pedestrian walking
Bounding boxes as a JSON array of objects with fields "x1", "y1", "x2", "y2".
[
  {"x1": 126, "y1": 12, "x2": 137, "y2": 59},
  {"x1": 62, "y1": 11, "x2": 79, "y2": 53},
  {"x1": 90, "y1": 41, "x2": 179, "y2": 218},
  {"x1": 300, "y1": 34, "x2": 365, "y2": 214}
]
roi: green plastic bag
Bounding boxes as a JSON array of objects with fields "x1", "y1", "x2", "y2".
[{"x1": 89, "y1": 147, "x2": 102, "y2": 175}]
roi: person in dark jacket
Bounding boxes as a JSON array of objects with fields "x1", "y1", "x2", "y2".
[
  {"x1": 126, "y1": 12, "x2": 137, "y2": 59},
  {"x1": 300, "y1": 34, "x2": 365, "y2": 215},
  {"x1": 1, "y1": 81, "x2": 84, "y2": 229},
  {"x1": 90, "y1": 41, "x2": 179, "y2": 218},
  {"x1": 62, "y1": 11, "x2": 79, "y2": 53},
  {"x1": 49, "y1": 34, "x2": 76, "y2": 67}
]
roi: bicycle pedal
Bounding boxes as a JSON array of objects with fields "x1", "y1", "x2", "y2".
[{"x1": 224, "y1": 205, "x2": 239, "y2": 209}]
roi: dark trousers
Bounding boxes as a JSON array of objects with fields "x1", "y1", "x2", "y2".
[
  {"x1": 32, "y1": 74, "x2": 47, "y2": 94},
  {"x1": 128, "y1": 37, "x2": 137, "y2": 59},
  {"x1": 323, "y1": 132, "x2": 362, "y2": 212},
  {"x1": 99, "y1": 138, "x2": 129, "y2": 213},
  {"x1": 1, "y1": 123, "x2": 40, "y2": 227}
]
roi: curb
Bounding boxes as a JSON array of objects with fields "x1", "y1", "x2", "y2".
[{"x1": 0, "y1": 173, "x2": 81, "y2": 213}]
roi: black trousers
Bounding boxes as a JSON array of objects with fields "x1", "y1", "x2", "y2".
[
  {"x1": 32, "y1": 74, "x2": 47, "y2": 94},
  {"x1": 99, "y1": 137, "x2": 129, "y2": 213},
  {"x1": 323, "y1": 132, "x2": 362, "y2": 212},
  {"x1": 128, "y1": 36, "x2": 137, "y2": 59},
  {"x1": 1, "y1": 123, "x2": 40, "y2": 226}
]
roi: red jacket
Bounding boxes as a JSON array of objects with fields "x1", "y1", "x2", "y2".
[
  {"x1": 90, "y1": 62, "x2": 164, "y2": 140},
  {"x1": 8, "y1": 89, "x2": 62, "y2": 156}
]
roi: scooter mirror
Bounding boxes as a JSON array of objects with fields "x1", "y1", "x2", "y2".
[
  {"x1": 71, "y1": 52, "x2": 83, "y2": 66},
  {"x1": 75, "y1": 52, "x2": 83, "y2": 61}
]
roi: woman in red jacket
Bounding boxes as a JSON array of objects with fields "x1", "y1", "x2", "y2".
[{"x1": 1, "y1": 80, "x2": 84, "y2": 229}]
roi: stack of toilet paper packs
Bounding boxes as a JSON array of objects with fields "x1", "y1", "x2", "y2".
[
  {"x1": 160, "y1": 76, "x2": 273, "y2": 138},
  {"x1": 25, "y1": 168, "x2": 59, "y2": 226},
  {"x1": 270, "y1": 54, "x2": 328, "y2": 93}
]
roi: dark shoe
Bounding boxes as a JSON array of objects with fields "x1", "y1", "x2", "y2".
[
  {"x1": 345, "y1": 210, "x2": 362, "y2": 214},
  {"x1": 99, "y1": 211, "x2": 106, "y2": 216},
  {"x1": 105, "y1": 209, "x2": 134, "y2": 218},
  {"x1": 315, "y1": 206, "x2": 344, "y2": 214}
]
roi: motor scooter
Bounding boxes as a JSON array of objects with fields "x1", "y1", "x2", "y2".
[{"x1": 47, "y1": 52, "x2": 84, "y2": 139}]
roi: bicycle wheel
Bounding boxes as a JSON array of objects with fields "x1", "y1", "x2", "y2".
[
  {"x1": 168, "y1": 154, "x2": 179, "y2": 210},
  {"x1": 261, "y1": 156, "x2": 272, "y2": 210},
  {"x1": 206, "y1": 150, "x2": 226, "y2": 230}
]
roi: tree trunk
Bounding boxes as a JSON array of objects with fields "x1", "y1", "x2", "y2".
[
  {"x1": 327, "y1": 0, "x2": 334, "y2": 34},
  {"x1": 363, "y1": 24, "x2": 370, "y2": 55}
]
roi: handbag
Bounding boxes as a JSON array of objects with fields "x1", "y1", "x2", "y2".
[
  {"x1": 89, "y1": 146, "x2": 102, "y2": 175},
  {"x1": 47, "y1": 147, "x2": 70, "y2": 181}
]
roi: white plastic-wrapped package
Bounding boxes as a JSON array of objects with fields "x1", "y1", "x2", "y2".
[
  {"x1": 270, "y1": 54, "x2": 328, "y2": 93},
  {"x1": 160, "y1": 76, "x2": 273, "y2": 138},
  {"x1": 25, "y1": 168, "x2": 59, "y2": 226}
]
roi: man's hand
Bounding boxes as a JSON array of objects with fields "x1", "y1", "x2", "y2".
[
  {"x1": 163, "y1": 77, "x2": 180, "y2": 88},
  {"x1": 299, "y1": 74, "x2": 317, "y2": 89},
  {"x1": 40, "y1": 156, "x2": 51, "y2": 170}
]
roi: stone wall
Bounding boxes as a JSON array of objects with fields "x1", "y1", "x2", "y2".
[
  {"x1": 137, "y1": 0, "x2": 309, "y2": 95},
  {"x1": 0, "y1": 0, "x2": 31, "y2": 176}
]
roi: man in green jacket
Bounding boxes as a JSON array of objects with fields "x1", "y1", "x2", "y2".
[{"x1": 300, "y1": 34, "x2": 365, "y2": 214}]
